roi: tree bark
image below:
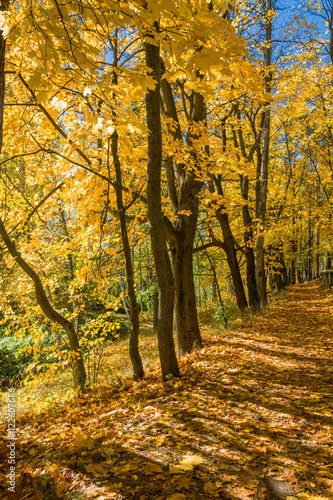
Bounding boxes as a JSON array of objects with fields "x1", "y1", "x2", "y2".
[
  {"x1": 172, "y1": 238, "x2": 201, "y2": 354},
  {"x1": 171, "y1": 216, "x2": 202, "y2": 354},
  {"x1": 240, "y1": 174, "x2": 260, "y2": 309},
  {"x1": 145, "y1": 24, "x2": 179, "y2": 380},
  {"x1": 152, "y1": 289, "x2": 159, "y2": 330},
  {"x1": 111, "y1": 131, "x2": 144, "y2": 381},
  {"x1": 269, "y1": 243, "x2": 287, "y2": 291},
  {"x1": 159, "y1": 65, "x2": 203, "y2": 354},
  {"x1": 107, "y1": 29, "x2": 143, "y2": 380},
  {"x1": 307, "y1": 214, "x2": 313, "y2": 282},
  {"x1": 212, "y1": 174, "x2": 248, "y2": 311}
]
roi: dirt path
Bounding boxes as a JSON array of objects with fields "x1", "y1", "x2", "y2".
[
  {"x1": 0, "y1": 282, "x2": 332, "y2": 500},
  {"x1": 222, "y1": 281, "x2": 333, "y2": 426}
]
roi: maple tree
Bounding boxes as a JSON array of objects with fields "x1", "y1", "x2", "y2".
[
  {"x1": 0, "y1": 0, "x2": 258, "y2": 383},
  {"x1": 0, "y1": 0, "x2": 332, "y2": 399}
]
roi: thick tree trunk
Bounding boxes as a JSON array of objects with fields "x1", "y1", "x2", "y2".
[
  {"x1": 245, "y1": 243, "x2": 259, "y2": 308},
  {"x1": 145, "y1": 25, "x2": 179, "y2": 380},
  {"x1": 159, "y1": 68, "x2": 204, "y2": 355},
  {"x1": 167, "y1": 217, "x2": 202, "y2": 355},
  {"x1": 165, "y1": 197, "x2": 202, "y2": 354},
  {"x1": 269, "y1": 244, "x2": 288, "y2": 291},
  {"x1": 173, "y1": 240, "x2": 201, "y2": 355}
]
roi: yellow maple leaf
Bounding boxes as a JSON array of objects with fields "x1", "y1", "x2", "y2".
[{"x1": 169, "y1": 454, "x2": 204, "y2": 473}]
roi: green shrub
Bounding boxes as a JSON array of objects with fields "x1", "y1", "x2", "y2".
[
  {"x1": 0, "y1": 336, "x2": 34, "y2": 388},
  {"x1": 212, "y1": 299, "x2": 239, "y2": 328}
]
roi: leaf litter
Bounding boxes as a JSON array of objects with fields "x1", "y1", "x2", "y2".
[{"x1": 0, "y1": 281, "x2": 332, "y2": 499}]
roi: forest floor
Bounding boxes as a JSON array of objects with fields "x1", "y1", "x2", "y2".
[{"x1": 0, "y1": 281, "x2": 333, "y2": 500}]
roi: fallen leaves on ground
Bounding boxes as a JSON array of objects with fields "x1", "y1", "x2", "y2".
[{"x1": 0, "y1": 281, "x2": 332, "y2": 499}]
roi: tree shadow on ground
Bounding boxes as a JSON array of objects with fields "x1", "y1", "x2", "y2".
[{"x1": 1, "y1": 282, "x2": 332, "y2": 499}]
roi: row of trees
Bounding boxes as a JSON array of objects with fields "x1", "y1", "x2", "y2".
[{"x1": 0, "y1": 0, "x2": 332, "y2": 389}]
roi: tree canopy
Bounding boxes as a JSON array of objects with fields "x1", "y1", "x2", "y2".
[{"x1": 0, "y1": 0, "x2": 332, "y2": 386}]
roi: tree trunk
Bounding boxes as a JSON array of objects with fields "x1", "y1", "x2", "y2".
[
  {"x1": 145, "y1": 24, "x2": 179, "y2": 380},
  {"x1": 316, "y1": 232, "x2": 320, "y2": 278},
  {"x1": 197, "y1": 231, "x2": 224, "y2": 309},
  {"x1": 231, "y1": 108, "x2": 260, "y2": 309},
  {"x1": 159, "y1": 67, "x2": 203, "y2": 355},
  {"x1": 315, "y1": 181, "x2": 320, "y2": 278},
  {"x1": 307, "y1": 219, "x2": 313, "y2": 282},
  {"x1": 207, "y1": 119, "x2": 248, "y2": 312},
  {"x1": 173, "y1": 241, "x2": 201, "y2": 355},
  {"x1": 109, "y1": 29, "x2": 144, "y2": 382},
  {"x1": 45, "y1": 285, "x2": 63, "y2": 353},
  {"x1": 212, "y1": 175, "x2": 248, "y2": 311},
  {"x1": 291, "y1": 215, "x2": 297, "y2": 284},
  {"x1": 119, "y1": 271, "x2": 131, "y2": 320},
  {"x1": 139, "y1": 248, "x2": 144, "y2": 311},
  {"x1": 256, "y1": 107, "x2": 269, "y2": 305},
  {"x1": 165, "y1": 200, "x2": 202, "y2": 354},
  {"x1": 196, "y1": 253, "x2": 201, "y2": 308},
  {"x1": 111, "y1": 131, "x2": 144, "y2": 381},
  {"x1": 240, "y1": 174, "x2": 260, "y2": 309},
  {"x1": 152, "y1": 290, "x2": 159, "y2": 330},
  {"x1": 269, "y1": 243, "x2": 288, "y2": 291},
  {"x1": 218, "y1": 212, "x2": 248, "y2": 311}
]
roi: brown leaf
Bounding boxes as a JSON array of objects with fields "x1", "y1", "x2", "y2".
[
  {"x1": 143, "y1": 463, "x2": 164, "y2": 474},
  {"x1": 54, "y1": 480, "x2": 69, "y2": 496},
  {"x1": 85, "y1": 463, "x2": 109, "y2": 476},
  {"x1": 203, "y1": 482, "x2": 217, "y2": 495}
]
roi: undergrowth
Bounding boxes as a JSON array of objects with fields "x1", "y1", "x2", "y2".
[{"x1": 0, "y1": 291, "x2": 278, "y2": 417}]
